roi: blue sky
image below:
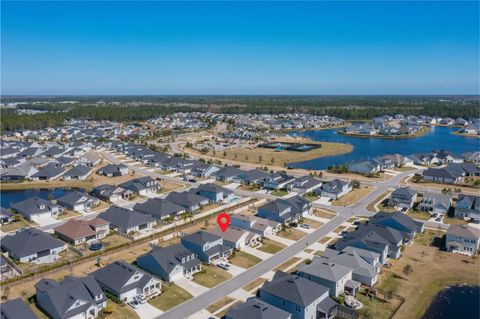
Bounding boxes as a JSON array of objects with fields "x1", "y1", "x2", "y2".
[{"x1": 1, "y1": 1, "x2": 479, "y2": 95}]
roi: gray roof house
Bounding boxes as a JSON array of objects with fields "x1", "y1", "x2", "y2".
[
  {"x1": 263, "y1": 173, "x2": 296, "y2": 190},
  {"x1": 62, "y1": 164, "x2": 93, "y2": 181},
  {"x1": 181, "y1": 231, "x2": 233, "y2": 263},
  {"x1": 91, "y1": 260, "x2": 161, "y2": 303},
  {"x1": 418, "y1": 192, "x2": 452, "y2": 215},
  {"x1": 347, "y1": 160, "x2": 380, "y2": 175},
  {"x1": 0, "y1": 162, "x2": 38, "y2": 181},
  {"x1": 345, "y1": 224, "x2": 404, "y2": 259},
  {"x1": 389, "y1": 187, "x2": 417, "y2": 210},
  {"x1": 225, "y1": 297, "x2": 292, "y2": 319},
  {"x1": 98, "y1": 205, "x2": 156, "y2": 234},
  {"x1": 446, "y1": 225, "x2": 480, "y2": 256},
  {"x1": 190, "y1": 162, "x2": 220, "y2": 178},
  {"x1": 191, "y1": 183, "x2": 234, "y2": 203},
  {"x1": 1, "y1": 228, "x2": 66, "y2": 263},
  {"x1": 335, "y1": 231, "x2": 392, "y2": 264},
  {"x1": 136, "y1": 244, "x2": 202, "y2": 282},
  {"x1": 455, "y1": 194, "x2": 480, "y2": 222},
  {"x1": 0, "y1": 298, "x2": 39, "y2": 319},
  {"x1": 165, "y1": 191, "x2": 209, "y2": 212},
  {"x1": 319, "y1": 179, "x2": 352, "y2": 199},
  {"x1": 370, "y1": 212, "x2": 424, "y2": 241},
  {"x1": 91, "y1": 184, "x2": 133, "y2": 202},
  {"x1": 213, "y1": 166, "x2": 245, "y2": 182},
  {"x1": 297, "y1": 258, "x2": 354, "y2": 297},
  {"x1": 258, "y1": 271, "x2": 337, "y2": 319},
  {"x1": 134, "y1": 198, "x2": 186, "y2": 220},
  {"x1": 119, "y1": 177, "x2": 159, "y2": 195},
  {"x1": 31, "y1": 163, "x2": 65, "y2": 181},
  {"x1": 230, "y1": 213, "x2": 281, "y2": 238},
  {"x1": 96, "y1": 164, "x2": 129, "y2": 177},
  {"x1": 35, "y1": 275, "x2": 106, "y2": 319},
  {"x1": 321, "y1": 248, "x2": 378, "y2": 286},
  {"x1": 257, "y1": 196, "x2": 312, "y2": 225},
  {"x1": 0, "y1": 207, "x2": 15, "y2": 225},
  {"x1": 288, "y1": 176, "x2": 322, "y2": 195},
  {"x1": 238, "y1": 169, "x2": 272, "y2": 185},
  {"x1": 56, "y1": 191, "x2": 100, "y2": 212},
  {"x1": 11, "y1": 197, "x2": 64, "y2": 221}
]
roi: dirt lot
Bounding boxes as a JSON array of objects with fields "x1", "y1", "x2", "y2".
[{"x1": 332, "y1": 186, "x2": 375, "y2": 206}]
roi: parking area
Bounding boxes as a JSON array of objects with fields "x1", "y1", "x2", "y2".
[{"x1": 134, "y1": 301, "x2": 164, "y2": 319}]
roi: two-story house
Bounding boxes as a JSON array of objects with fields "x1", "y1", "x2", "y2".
[
  {"x1": 181, "y1": 231, "x2": 233, "y2": 263},
  {"x1": 455, "y1": 194, "x2": 480, "y2": 222},
  {"x1": 53, "y1": 218, "x2": 110, "y2": 245},
  {"x1": 388, "y1": 187, "x2": 417, "y2": 210},
  {"x1": 445, "y1": 225, "x2": 480, "y2": 256},
  {"x1": 119, "y1": 177, "x2": 160, "y2": 196},
  {"x1": 319, "y1": 179, "x2": 352, "y2": 199}
]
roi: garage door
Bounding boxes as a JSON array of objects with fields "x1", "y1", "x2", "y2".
[{"x1": 37, "y1": 249, "x2": 50, "y2": 258}]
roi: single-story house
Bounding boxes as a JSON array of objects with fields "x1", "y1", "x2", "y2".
[
  {"x1": 119, "y1": 177, "x2": 159, "y2": 195},
  {"x1": 56, "y1": 190, "x2": 100, "y2": 212},
  {"x1": 230, "y1": 213, "x2": 281, "y2": 238},
  {"x1": 54, "y1": 218, "x2": 110, "y2": 245},
  {"x1": 96, "y1": 164, "x2": 129, "y2": 177},
  {"x1": 91, "y1": 184, "x2": 133, "y2": 202},
  {"x1": 62, "y1": 164, "x2": 93, "y2": 181},
  {"x1": 11, "y1": 197, "x2": 64, "y2": 221},
  {"x1": 165, "y1": 191, "x2": 209, "y2": 212},
  {"x1": 98, "y1": 206, "x2": 156, "y2": 234},
  {"x1": 133, "y1": 198, "x2": 186, "y2": 220}
]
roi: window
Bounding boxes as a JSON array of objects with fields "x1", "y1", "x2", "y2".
[
  {"x1": 295, "y1": 305, "x2": 301, "y2": 312},
  {"x1": 282, "y1": 301, "x2": 286, "y2": 306}
]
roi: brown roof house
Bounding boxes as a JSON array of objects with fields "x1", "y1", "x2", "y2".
[{"x1": 54, "y1": 218, "x2": 110, "y2": 245}]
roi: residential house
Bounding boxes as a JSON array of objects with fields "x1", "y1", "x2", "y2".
[
  {"x1": 422, "y1": 163, "x2": 480, "y2": 184},
  {"x1": 238, "y1": 169, "x2": 272, "y2": 185},
  {"x1": 297, "y1": 258, "x2": 354, "y2": 297},
  {"x1": 335, "y1": 230, "x2": 391, "y2": 264},
  {"x1": 31, "y1": 163, "x2": 65, "y2": 181},
  {"x1": 206, "y1": 227, "x2": 260, "y2": 249},
  {"x1": 136, "y1": 244, "x2": 202, "y2": 282},
  {"x1": 35, "y1": 275, "x2": 106, "y2": 319},
  {"x1": 56, "y1": 190, "x2": 100, "y2": 212},
  {"x1": 191, "y1": 183, "x2": 235, "y2": 203},
  {"x1": 119, "y1": 177, "x2": 159, "y2": 195},
  {"x1": 263, "y1": 173, "x2": 295, "y2": 190},
  {"x1": 98, "y1": 206, "x2": 156, "y2": 234},
  {"x1": 181, "y1": 231, "x2": 233, "y2": 263},
  {"x1": 380, "y1": 154, "x2": 413, "y2": 167},
  {"x1": 11, "y1": 197, "x2": 64, "y2": 221},
  {"x1": 445, "y1": 225, "x2": 480, "y2": 256},
  {"x1": 190, "y1": 162, "x2": 220, "y2": 178},
  {"x1": 91, "y1": 184, "x2": 133, "y2": 202},
  {"x1": 0, "y1": 298, "x2": 39, "y2": 319},
  {"x1": 54, "y1": 218, "x2": 110, "y2": 245},
  {"x1": 62, "y1": 164, "x2": 93, "y2": 181},
  {"x1": 213, "y1": 166, "x2": 245, "y2": 182},
  {"x1": 225, "y1": 297, "x2": 292, "y2": 319},
  {"x1": 321, "y1": 248, "x2": 378, "y2": 286},
  {"x1": 434, "y1": 150, "x2": 464, "y2": 164},
  {"x1": 230, "y1": 214, "x2": 281, "y2": 238},
  {"x1": 1, "y1": 228, "x2": 66, "y2": 263},
  {"x1": 370, "y1": 212, "x2": 424, "y2": 242},
  {"x1": 288, "y1": 176, "x2": 322, "y2": 195},
  {"x1": 345, "y1": 224, "x2": 404, "y2": 259},
  {"x1": 319, "y1": 179, "x2": 352, "y2": 199},
  {"x1": 165, "y1": 191, "x2": 209, "y2": 212},
  {"x1": 92, "y1": 260, "x2": 161, "y2": 302},
  {"x1": 134, "y1": 198, "x2": 186, "y2": 220},
  {"x1": 258, "y1": 196, "x2": 312, "y2": 225},
  {"x1": 388, "y1": 187, "x2": 417, "y2": 210},
  {"x1": 455, "y1": 194, "x2": 480, "y2": 222},
  {"x1": 463, "y1": 151, "x2": 480, "y2": 164},
  {"x1": 347, "y1": 160, "x2": 380, "y2": 175},
  {"x1": 258, "y1": 271, "x2": 337, "y2": 319},
  {"x1": 418, "y1": 192, "x2": 452, "y2": 215},
  {"x1": 0, "y1": 162, "x2": 38, "y2": 181},
  {"x1": 96, "y1": 164, "x2": 129, "y2": 177},
  {"x1": 0, "y1": 207, "x2": 15, "y2": 225}
]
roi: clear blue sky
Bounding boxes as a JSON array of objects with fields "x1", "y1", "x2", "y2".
[{"x1": 1, "y1": 1, "x2": 479, "y2": 95}]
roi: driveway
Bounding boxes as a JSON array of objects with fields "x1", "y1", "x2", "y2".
[
  {"x1": 243, "y1": 246, "x2": 272, "y2": 260},
  {"x1": 313, "y1": 197, "x2": 332, "y2": 206},
  {"x1": 175, "y1": 277, "x2": 209, "y2": 297},
  {"x1": 224, "y1": 182, "x2": 240, "y2": 190},
  {"x1": 134, "y1": 302, "x2": 163, "y2": 319},
  {"x1": 212, "y1": 260, "x2": 245, "y2": 276},
  {"x1": 32, "y1": 215, "x2": 60, "y2": 227}
]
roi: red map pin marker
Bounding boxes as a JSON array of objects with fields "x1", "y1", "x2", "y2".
[{"x1": 217, "y1": 212, "x2": 230, "y2": 232}]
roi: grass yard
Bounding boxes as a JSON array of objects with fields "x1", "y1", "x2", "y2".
[
  {"x1": 29, "y1": 303, "x2": 49, "y2": 319},
  {"x1": 242, "y1": 277, "x2": 267, "y2": 292},
  {"x1": 393, "y1": 166, "x2": 417, "y2": 172},
  {"x1": 318, "y1": 236, "x2": 332, "y2": 244},
  {"x1": 57, "y1": 210, "x2": 82, "y2": 220},
  {"x1": 313, "y1": 209, "x2": 336, "y2": 219},
  {"x1": 275, "y1": 257, "x2": 302, "y2": 272},
  {"x1": 442, "y1": 216, "x2": 468, "y2": 225},
  {"x1": 357, "y1": 289, "x2": 403, "y2": 319},
  {"x1": 0, "y1": 218, "x2": 34, "y2": 233},
  {"x1": 98, "y1": 300, "x2": 140, "y2": 319},
  {"x1": 332, "y1": 186, "x2": 375, "y2": 206},
  {"x1": 333, "y1": 225, "x2": 347, "y2": 234},
  {"x1": 314, "y1": 250, "x2": 324, "y2": 256},
  {"x1": 304, "y1": 193, "x2": 320, "y2": 202},
  {"x1": 271, "y1": 189, "x2": 289, "y2": 197},
  {"x1": 304, "y1": 248, "x2": 314, "y2": 254},
  {"x1": 302, "y1": 217, "x2": 324, "y2": 229},
  {"x1": 148, "y1": 283, "x2": 193, "y2": 311},
  {"x1": 277, "y1": 228, "x2": 307, "y2": 241},
  {"x1": 192, "y1": 265, "x2": 232, "y2": 288},
  {"x1": 407, "y1": 210, "x2": 432, "y2": 221},
  {"x1": 206, "y1": 296, "x2": 236, "y2": 314},
  {"x1": 229, "y1": 251, "x2": 262, "y2": 268},
  {"x1": 257, "y1": 239, "x2": 286, "y2": 254},
  {"x1": 200, "y1": 203, "x2": 220, "y2": 212},
  {"x1": 157, "y1": 180, "x2": 185, "y2": 194},
  {"x1": 101, "y1": 233, "x2": 132, "y2": 248},
  {"x1": 366, "y1": 190, "x2": 393, "y2": 212}
]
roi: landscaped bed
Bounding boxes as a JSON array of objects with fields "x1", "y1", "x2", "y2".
[
  {"x1": 229, "y1": 251, "x2": 262, "y2": 268},
  {"x1": 148, "y1": 283, "x2": 193, "y2": 311},
  {"x1": 192, "y1": 265, "x2": 232, "y2": 288}
]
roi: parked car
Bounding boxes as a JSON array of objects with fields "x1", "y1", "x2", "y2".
[
  {"x1": 301, "y1": 224, "x2": 311, "y2": 229},
  {"x1": 134, "y1": 296, "x2": 146, "y2": 304},
  {"x1": 290, "y1": 222, "x2": 299, "y2": 227},
  {"x1": 217, "y1": 262, "x2": 230, "y2": 270},
  {"x1": 432, "y1": 213, "x2": 438, "y2": 218},
  {"x1": 128, "y1": 301, "x2": 139, "y2": 309}
]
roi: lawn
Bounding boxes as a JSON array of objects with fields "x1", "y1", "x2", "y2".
[
  {"x1": 318, "y1": 236, "x2": 332, "y2": 244},
  {"x1": 313, "y1": 209, "x2": 336, "y2": 219},
  {"x1": 274, "y1": 257, "x2": 302, "y2": 272},
  {"x1": 332, "y1": 186, "x2": 375, "y2": 206},
  {"x1": 356, "y1": 289, "x2": 403, "y2": 319},
  {"x1": 442, "y1": 216, "x2": 468, "y2": 225},
  {"x1": 333, "y1": 225, "x2": 347, "y2": 234},
  {"x1": 148, "y1": 283, "x2": 193, "y2": 311},
  {"x1": 257, "y1": 239, "x2": 286, "y2": 254},
  {"x1": 271, "y1": 189, "x2": 289, "y2": 197},
  {"x1": 229, "y1": 251, "x2": 262, "y2": 268},
  {"x1": 101, "y1": 233, "x2": 132, "y2": 248},
  {"x1": 206, "y1": 296, "x2": 236, "y2": 314},
  {"x1": 0, "y1": 218, "x2": 34, "y2": 233},
  {"x1": 393, "y1": 166, "x2": 417, "y2": 172},
  {"x1": 157, "y1": 180, "x2": 185, "y2": 194},
  {"x1": 407, "y1": 210, "x2": 431, "y2": 221},
  {"x1": 277, "y1": 228, "x2": 307, "y2": 241},
  {"x1": 57, "y1": 210, "x2": 82, "y2": 220},
  {"x1": 242, "y1": 277, "x2": 267, "y2": 292},
  {"x1": 192, "y1": 265, "x2": 232, "y2": 288},
  {"x1": 302, "y1": 217, "x2": 324, "y2": 229},
  {"x1": 366, "y1": 190, "x2": 392, "y2": 212},
  {"x1": 304, "y1": 193, "x2": 320, "y2": 202}
]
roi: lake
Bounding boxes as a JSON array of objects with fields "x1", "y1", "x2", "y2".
[
  {"x1": 288, "y1": 126, "x2": 480, "y2": 170},
  {"x1": 1, "y1": 188, "x2": 71, "y2": 209},
  {"x1": 422, "y1": 285, "x2": 480, "y2": 319}
]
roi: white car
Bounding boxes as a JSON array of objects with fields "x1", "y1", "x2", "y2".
[
  {"x1": 217, "y1": 262, "x2": 231, "y2": 270},
  {"x1": 128, "y1": 301, "x2": 139, "y2": 309},
  {"x1": 301, "y1": 224, "x2": 311, "y2": 229}
]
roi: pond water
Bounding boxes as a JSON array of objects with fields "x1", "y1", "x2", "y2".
[
  {"x1": 1, "y1": 188, "x2": 70, "y2": 208},
  {"x1": 422, "y1": 285, "x2": 480, "y2": 319},
  {"x1": 288, "y1": 126, "x2": 480, "y2": 170}
]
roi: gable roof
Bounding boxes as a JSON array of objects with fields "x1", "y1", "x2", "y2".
[
  {"x1": 298, "y1": 258, "x2": 352, "y2": 282},
  {"x1": 1, "y1": 228, "x2": 65, "y2": 258},
  {"x1": 32, "y1": 163, "x2": 64, "y2": 178},
  {"x1": 165, "y1": 191, "x2": 208, "y2": 208},
  {"x1": 137, "y1": 244, "x2": 201, "y2": 275},
  {"x1": 225, "y1": 297, "x2": 291, "y2": 319},
  {"x1": 447, "y1": 225, "x2": 480, "y2": 239},
  {"x1": 63, "y1": 164, "x2": 92, "y2": 177},
  {"x1": 0, "y1": 298, "x2": 39, "y2": 319},
  {"x1": 56, "y1": 191, "x2": 98, "y2": 207},
  {"x1": 98, "y1": 206, "x2": 154, "y2": 230},
  {"x1": 54, "y1": 218, "x2": 109, "y2": 240},
  {"x1": 11, "y1": 197, "x2": 60, "y2": 217},
  {"x1": 133, "y1": 198, "x2": 185, "y2": 219},
  {"x1": 260, "y1": 271, "x2": 329, "y2": 307}
]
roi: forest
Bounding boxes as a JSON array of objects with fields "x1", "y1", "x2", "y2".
[{"x1": 1, "y1": 95, "x2": 478, "y2": 132}]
